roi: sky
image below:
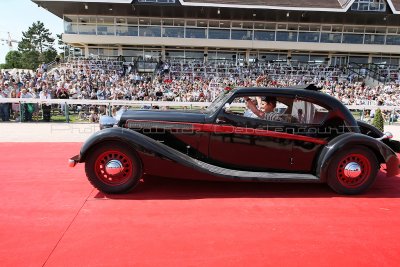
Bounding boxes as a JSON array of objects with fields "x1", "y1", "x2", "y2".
[{"x1": 0, "y1": 0, "x2": 63, "y2": 64}]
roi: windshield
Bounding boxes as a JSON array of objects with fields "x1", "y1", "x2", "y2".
[{"x1": 205, "y1": 89, "x2": 235, "y2": 114}]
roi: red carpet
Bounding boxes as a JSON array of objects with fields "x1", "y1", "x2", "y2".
[{"x1": 0, "y1": 143, "x2": 400, "y2": 266}]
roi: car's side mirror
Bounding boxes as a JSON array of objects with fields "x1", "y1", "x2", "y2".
[{"x1": 223, "y1": 103, "x2": 231, "y2": 112}]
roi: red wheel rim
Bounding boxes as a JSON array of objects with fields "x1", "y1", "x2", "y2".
[
  {"x1": 94, "y1": 150, "x2": 133, "y2": 186},
  {"x1": 336, "y1": 153, "x2": 371, "y2": 188}
]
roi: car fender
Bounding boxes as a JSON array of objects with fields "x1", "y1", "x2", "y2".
[
  {"x1": 356, "y1": 120, "x2": 383, "y2": 138},
  {"x1": 78, "y1": 127, "x2": 176, "y2": 163},
  {"x1": 357, "y1": 120, "x2": 400, "y2": 152},
  {"x1": 316, "y1": 132, "x2": 399, "y2": 182}
]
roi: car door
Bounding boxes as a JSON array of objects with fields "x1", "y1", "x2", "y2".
[
  {"x1": 207, "y1": 94, "x2": 294, "y2": 172},
  {"x1": 289, "y1": 97, "x2": 332, "y2": 172}
]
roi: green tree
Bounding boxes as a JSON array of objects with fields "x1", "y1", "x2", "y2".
[
  {"x1": 372, "y1": 108, "x2": 384, "y2": 132},
  {"x1": 56, "y1": 33, "x2": 66, "y2": 57},
  {"x1": 20, "y1": 50, "x2": 40, "y2": 69},
  {"x1": 18, "y1": 21, "x2": 55, "y2": 54},
  {"x1": 16, "y1": 21, "x2": 57, "y2": 69},
  {"x1": 2, "y1": 50, "x2": 23, "y2": 69},
  {"x1": 40, "y1": 48, "x2": 58, "y2": 63}
]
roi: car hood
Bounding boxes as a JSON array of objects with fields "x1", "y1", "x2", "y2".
[{"x1": 118, "y1": 109, "x2": 207, "y2": 126}]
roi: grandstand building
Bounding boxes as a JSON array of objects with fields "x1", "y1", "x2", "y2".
[{"x1": 33, "y1": 0, "x2": 400, "y2": 68}]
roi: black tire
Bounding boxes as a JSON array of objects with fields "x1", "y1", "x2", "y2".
[
  {"x1": 85, "y1": 142, "x2": 142, "y2": 194},
  {"x1": 327, "y1": 146, "x2": 379, "y2": 195}
]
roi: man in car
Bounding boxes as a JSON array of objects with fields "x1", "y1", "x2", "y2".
[{"x1": 244, "y1": 96, "x2": 282, "y2": 121}]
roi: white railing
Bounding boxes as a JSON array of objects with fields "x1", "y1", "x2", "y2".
[
  {"x1": 0, "y1": 98, "x2": 208, "y2": 107},
  {"x1": 0, "y1": 98, "x2": 399, "y2": 111},
  {"x1": 1, "y1": 98, "x2": 399, "y2": 125}
]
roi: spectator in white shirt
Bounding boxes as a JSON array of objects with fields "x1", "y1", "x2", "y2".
[{"x1": 39, "y1": 89, "x2": 52, "y2": 122}]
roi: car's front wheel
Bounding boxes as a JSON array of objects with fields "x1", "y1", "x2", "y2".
[
  {"x1": 327, "y1": 147, "x2": 378, "y2": 195},
  {"x1": 85, "y1": 142, "x2": 142, "y2": 194}
]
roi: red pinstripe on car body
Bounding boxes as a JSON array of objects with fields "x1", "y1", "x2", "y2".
[{"x1": 125, "y1": 120, "x2": 328, "y2": 145}]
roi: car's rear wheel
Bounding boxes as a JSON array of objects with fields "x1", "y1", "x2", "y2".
[
  {"x1": 85, "y1": 142, "x2": 142, "y2": 194},
  {"x1": 327, "y1": 147, "x2": 378, "y2": 195}
]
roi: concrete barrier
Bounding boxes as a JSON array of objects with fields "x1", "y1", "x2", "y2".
[{"x1": 0, "y1": 123, "x2": 99, "y2": 142}]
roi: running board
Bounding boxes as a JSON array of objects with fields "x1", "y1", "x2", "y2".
[{"x1": 191, "y1": 158, "x2": 321, "y2": 183}]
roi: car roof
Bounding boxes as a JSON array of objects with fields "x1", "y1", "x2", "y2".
[{"x1": 233, "y1": 86, "x2": 343, "y2": 109}]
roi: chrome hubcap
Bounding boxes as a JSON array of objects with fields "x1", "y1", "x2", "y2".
[
  {"x1": 343, "y1": 162, "x2": 362, "y2": 179},
  {"x1": 105, "y1": 160, "x2": 124, "y2": 175}
]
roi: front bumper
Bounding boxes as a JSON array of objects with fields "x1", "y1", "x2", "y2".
[{"x1": 69, "y1": 155, "x2": 80, "y2": 168}]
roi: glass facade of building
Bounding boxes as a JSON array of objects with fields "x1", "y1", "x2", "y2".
[
  {"x1": 64, "y1": 15, "x2": 400, "y2": 46},
  {"x1": 351, "y1": 0, "x2": 387, "y2": 12}
]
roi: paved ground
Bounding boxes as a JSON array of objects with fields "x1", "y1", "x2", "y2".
[
  {"x1": 0, "y1": 122, "x2": 399, "y2": 142},
  {"x1": 0, "y1": 122, "x2": 100, "y2": 142}
]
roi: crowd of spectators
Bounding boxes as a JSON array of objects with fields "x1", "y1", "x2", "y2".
[
  {"x1": 1, "y1": 57, "x2": 400, "y2": 123},
  {"x1": 167, "y1": 60, "x2": 348, "y2": 84}
]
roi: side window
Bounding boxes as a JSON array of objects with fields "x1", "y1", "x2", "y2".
[
  {"x1": 292, "y1": 99, "x2": 329, "y2": 125},
  {"x1": 228, "y1": 96, "x2": 247, "y2": 115}
]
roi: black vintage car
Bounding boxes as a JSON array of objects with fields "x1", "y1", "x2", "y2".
[{"x1": 69, "y1": 85, "x2": 400, "y2": 195}]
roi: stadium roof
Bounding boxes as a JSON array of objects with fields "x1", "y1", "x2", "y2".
[
  {"x1": 32, "y1": 0, "x2": 400, "y2": 21},
  {"x1": 31, "y1": 0, "x2": 393, "y2": 12},
  {"x1": 179, "y1": 0, "x2": 400, "y2": 13},
  {"x1": 180, "y1": 0, "x2": 345, "y2": 11}
]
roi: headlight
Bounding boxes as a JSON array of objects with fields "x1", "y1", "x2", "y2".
[{"x1": 99, "y1": 108, "x2": 127, "y2": 129}]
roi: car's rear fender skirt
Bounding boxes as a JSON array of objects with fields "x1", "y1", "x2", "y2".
[{"x1": 316, "y1": 133, "x2": 400, "y2": 182}]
